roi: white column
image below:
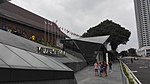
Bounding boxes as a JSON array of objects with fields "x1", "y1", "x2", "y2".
[
  {"x1": 106, "y1": 53, "x2": 109, "y2": 64},
  {"x1": 145, "y1": 49, "x2": 147, "y2": 57}
]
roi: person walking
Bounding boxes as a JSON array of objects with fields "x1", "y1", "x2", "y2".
[
  {"x1": 98, "y1": 61, "x2": 103, "y2": 77},
  {"x1": 109, "y1": 61, "x2": 112, "y2": 71},
  {"x1": 94, "y1": 61, "x2": 99, "y2": 76},
  {"x1": 103, "y1": 61, "x2": 107, "y2": 77},
  {"x1": 131, "y1": 58, "x2": 133, "y2": 63}
]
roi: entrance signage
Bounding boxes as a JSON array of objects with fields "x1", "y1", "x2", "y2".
[{"x1": 37, "y1": 47, "x2": 66, "y2": 56}]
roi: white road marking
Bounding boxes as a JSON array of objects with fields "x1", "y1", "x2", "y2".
[
  {"x1": 131, "y1": 71, "x2": 138, "y2": 73},
  {"x1": 139, "y1": 66, "x2": 148, "y2": 68}
]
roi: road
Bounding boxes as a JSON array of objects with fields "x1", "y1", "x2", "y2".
[{"x1": 121, "y1": 57, "x2": 150, "y2": 84}]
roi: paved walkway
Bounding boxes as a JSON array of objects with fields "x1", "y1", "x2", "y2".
[{"x1": 75, "y1": 62, "x2": 123, "y2": 84}]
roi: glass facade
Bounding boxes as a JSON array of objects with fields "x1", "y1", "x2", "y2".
[
  {"x1": 0, "y1": 43, "x2": 32, "y2": 68},
  {"x1": 0, "y1": 43, "x2": 71, "y2": 71},
  {"x1": 29, "y1": 52, "x2": 66, "y2": 70},
  {"x1": 6, "y1": 45, "x2": 49, "y2": 69}
]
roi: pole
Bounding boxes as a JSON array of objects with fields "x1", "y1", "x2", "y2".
[
  {"x1": 50, "y1": 23, "x2": 53, "y2": 45},
  {"x1": 44, "y1": 20, "x2": 47, "y2": 45},
  {"x1": 52, "y1": 23, "x2": 53, "y2": 45},
  {"x1": 48, "y1": 22, "x2": 50, "y2": 45}
]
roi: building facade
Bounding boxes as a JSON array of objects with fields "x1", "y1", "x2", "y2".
[
  {"x1": 134, "y1": 0, "x2": 150, "y2": 56},
  {"x1": 0, "y1": 2, "x2": 68, "y2": 47}
]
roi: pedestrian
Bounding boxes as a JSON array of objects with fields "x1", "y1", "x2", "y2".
[
  {"x1": 109, "y1": 61, "x2": 112, "y2": 71},
  {"x1": 103, "y1": 61, "x2": 107, "y2": 77},
  {"x1": 94, "y1": 61, "x2": 99, "y2": 76},
  {"x1": 131, "y1": 58, "x2": 133, "y2": 63},
  {"x1": 31, "y1": 34, "x2": 36, "y2": 41},
  {"x1": 98, "y1": 61, "x2": 103, "y2": 77}
]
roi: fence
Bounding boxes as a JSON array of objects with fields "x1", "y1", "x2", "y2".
[{"x1": 120, "y1": 61, "x2": 129, "y2": 84}]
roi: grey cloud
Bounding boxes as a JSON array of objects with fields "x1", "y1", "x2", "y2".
[{"x1": 11, "y1": 0, "x2": 138, "y2": 51}]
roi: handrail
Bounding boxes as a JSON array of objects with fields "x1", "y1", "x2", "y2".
[
  {"x1": 120, "y1": 60, "x2": 129, "y2": 84},
  {"x1": 124, "y1": 63, "x2": 142, "y2": 84},
  {"x1": 121, "y1": 61, "x2": 142, "y2": 84}
]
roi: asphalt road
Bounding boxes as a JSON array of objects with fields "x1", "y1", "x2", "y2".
[{"x1": 121, "y1": 57, "x2": 150, "y2": 84}]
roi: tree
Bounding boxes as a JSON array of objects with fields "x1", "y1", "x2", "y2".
[
  {"x1": 128, "y1": 48, "x2": 137, "y2": 56},
  {"x1": 119, "y1": 51, "x2": 128, "y2": 57},
  {"x1": 82, "y1": 19, "x2": 131, "y2": 50}
]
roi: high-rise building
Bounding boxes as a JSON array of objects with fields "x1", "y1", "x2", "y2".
[{"x1": 134, "y1": 0, "x2": 150, "y2": 56}]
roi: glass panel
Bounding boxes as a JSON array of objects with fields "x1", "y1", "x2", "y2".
[
  {"x1": 29, "y1": 52, "x2": 65, "y2": 70},
  {"x1": 0, "y1": 59, "x2": 6, "y2": 65},
  {"x1": 0, "y1": 65, "x2": 9, "y2": 68},
  {"x1": 5, "y1": 45, "x2": 49, "y2": 68},
  {"x1": 0, "y1": 59, "x2": 9, "y2": 68},
  {"x1": 0, "y1": 44, "x2": 31, "y2": 67},
  {"x1": 46, "y1": 57, "x2": 72, "y2": 71}
]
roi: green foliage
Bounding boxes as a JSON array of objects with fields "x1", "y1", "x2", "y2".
[
  {"x1": 119, "y1": 51, "x2": 128, "y2": 57},
  {"x1": 128, "y1": 48, "x2": 137, "y2": 56},
  {"x1": 122, "y1": 63, "x2": 134, "y2": 84},
  {"x1": 82, "y1": 19, "x2": 131, "y2": 50}
]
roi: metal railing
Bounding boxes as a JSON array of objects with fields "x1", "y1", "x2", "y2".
[
  {"x1": 120, "y1": 60, "x2": 142, "y2": 84},
  {"x1": 120, "y1": 61, "x2": 129, "y2": 84}
]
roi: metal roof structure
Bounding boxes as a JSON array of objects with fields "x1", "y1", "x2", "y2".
[
  {"x1": 62, "y1": 35, "x2": 110, "y2": 65},
  {"x1": 73, "y1": 35, "x2": 110, "y2": 44}
]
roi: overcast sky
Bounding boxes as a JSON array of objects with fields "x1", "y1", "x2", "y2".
[{"x1": 10, "y1": 0, "x2": 138, "y2": 52}]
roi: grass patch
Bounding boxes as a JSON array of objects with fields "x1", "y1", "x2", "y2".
[{"x1": 121, "y1": 63, "x2": 134, "y2": 84}]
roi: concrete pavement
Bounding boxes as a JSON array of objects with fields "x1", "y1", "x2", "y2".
[{"x1": 75, "y1": 62, "x2": 123, "y2": 84}]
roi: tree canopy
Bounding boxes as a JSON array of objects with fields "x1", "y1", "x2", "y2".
[
  {"x1": 82, "y1": 19, "x2": 131, "y2": 50},
  {"x1": 128, "y1": 48, "x2": 137, "y2": 56}
]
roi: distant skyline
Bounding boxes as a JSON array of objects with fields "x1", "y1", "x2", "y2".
[{"x1": 10, "y1": 0, "x2": 138, "y2": 52}]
